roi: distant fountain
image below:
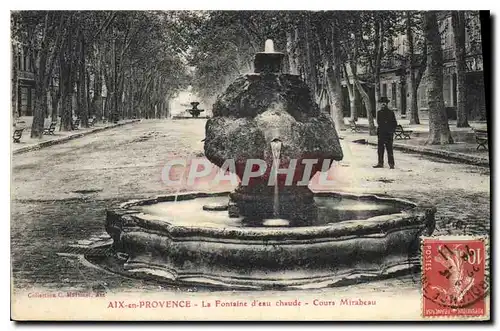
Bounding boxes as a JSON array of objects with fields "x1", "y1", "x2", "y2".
[
  {"x1": 101, "y1": 40, "x2": 436, "y2": 290},
  {"x1": 186, "y1": 102, "x2": 204, "y2": 118}
]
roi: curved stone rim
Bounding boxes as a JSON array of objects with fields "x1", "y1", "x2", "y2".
[
  {"x1": 106, "y1": 191, "x2": 437, "y2": 241},
  {"x1": 103, "y1": 191, "x2": 437, "y2": 290}
]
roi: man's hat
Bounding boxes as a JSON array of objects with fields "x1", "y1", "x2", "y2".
[{"x1": 379, "y1": 96, "x2": 390, "y2": 103}]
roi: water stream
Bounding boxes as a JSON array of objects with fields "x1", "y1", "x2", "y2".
[{"x1": 270, "y1": 140, "x2": 282, "y2": 218}]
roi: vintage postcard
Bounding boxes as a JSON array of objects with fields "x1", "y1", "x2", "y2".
[{"x1": 10, "y1": 9, "x2": 491, "y2": 321}]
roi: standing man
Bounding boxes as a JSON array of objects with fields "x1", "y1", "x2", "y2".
[{"x1": 373, "y1": 96, "x2": 398, "y2": 169}]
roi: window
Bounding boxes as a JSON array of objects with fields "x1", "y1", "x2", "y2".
[
  {"x1": 447, "y1": 17, "x2": 453, "y2": 49},
  {"x1": 417, "y1": 78, "x2": 428, "y2": 109},
  {"x1": 382, "y1": 83, "x2": 387, "y2": 97},
  {"x1": 443, "y1": 74, "x2": 451, "y2": 107},
  {"x1": 22, "y1": 47, "x2": 28, "y2": 72},
  {"x1": 26, "y1": 53, "x2": 31, "y2": 72},
  {"x1": 20, "y1": 87, "x2": 28, "y2": 115},
  {"x1": 452, "y1": 73, "x2": 457, "y2": 106},
  {"x1": 17, "y1": 52, "x2": 22, "y2": 71}
]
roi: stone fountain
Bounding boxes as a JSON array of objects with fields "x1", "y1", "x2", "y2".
[
  {"x1": 103, "y1": 40, "x2": 436, "y2": 290},
  {"x1": 186, "y1": 102, "x2": 205, "y2": 118}
]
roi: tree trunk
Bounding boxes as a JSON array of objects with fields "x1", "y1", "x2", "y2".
[
  {"x1": 372, "y1": 15, "x2": 384, "y2": 130},
  {"x1": 347, "y1": 80, "x2": 357, "y2": 121},
  {"x1": 342, "y1": 64, "x2": 358, "y2": 121},
  {"x1": 92, "y1": 68, "x2": 103, "y2": 120},
  {"x1": 350, "y1": 23, "x2": 375, "y2": 136},
  {"x1": 59, "y1": 56, "x2": 73, "y2": 131},
  {"x1": 165, "y1": 99, "x2": 170, "y2": 119},
  {"x1": 61, "y1": 85, "x2": 73, "y2": 131},
  {"x1": 452, "y1": 11, "x2": 469, "y2": 128},
  {"x1": 77, "y1": 30, "x2": 89, "y2": 128},
  {"x1": 30, "y1": 13, "x2": 65, "y2": 137},
  {"x1": 42, "y1": 89, "x2": 49, "y2": 119},
  {"x1": 407, "y1": 13, "x2": 417, "y2": 124},
  {"x1": 400, "y1": 80, "x2": 407, "y2": 115},
  {"x1": 316, "y1": 21, "x2": 346, "y2": 131},
  {"x1": 424, "y1": 12, "x2": 453, "y2": 145},
  {"x1": 112, "y1": 37, "x2": 118, "y2": 122},
  {"x1": 355, "y1": 80, "x2": 377, "y2": 136},
  {"x1": 408, "y1": 71, "x2": 420, "y2": 124},
  {"x1": 76, "y1": 71, "x2": 82, "y2": 120},
  {"x1": 325, "y1": 68, "x2": 345, "y2": 131},
  {"x1": 11, "y1": 41, "x2": 18, "y2": 121},
  {"x1": 366, "y1": 93, "x2": 377, "y2": 136},
  {"x1": 30, "y1": 15, "x2": 50, "y2": 138},
  {"x1": 103, "y1": 65, "x2": 111, "y2": 121},
  {"x1": 373, "y1": 72, "x2": 382, "y2": 124},
  {"x1": 131, "y1": 84, "x2": 136, "y2": 118},
  {"x1": 411, "y1": 52, "x2": 427, "y2": 125},
  {"x1": 301, "y1": 13, "x2": 319, "y2": 100},
  {"x1": 407, "y1": 12, "x2": 424, "y2": 125},
  {"x1": 86, "y1": 68, "x2": 92, "y2": 118},
  {"x1": 117, "y1": 66, "x2": 127, "y2": 119},
  {"x1": 31, "y1": 56, "x2": 48, "y2": 138},
  {"x1": 31, "y1": 81, "x2": 46, "y2": 137},
  {"x1": 103, "y1": 96, "x2": 109, "y2": 121},
  {"x1": 330, "y1": 22, "x2": 346, "y2": 130},
  {"x1": 50, "y1": 82, "x2": 60, "y2": 122}
]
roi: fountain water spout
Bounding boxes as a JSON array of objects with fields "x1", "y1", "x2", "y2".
[{"x1": 270, "y1": 139, "x2": 282, "y2": 218}]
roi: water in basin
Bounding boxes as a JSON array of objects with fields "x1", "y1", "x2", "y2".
[{"x1": 136, "y1": 195, "x2": 411, "y2": 228}]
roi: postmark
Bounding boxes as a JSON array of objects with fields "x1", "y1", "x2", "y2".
[{"x1": 421, "y1": 236, "x2": 489, "y2": 319}]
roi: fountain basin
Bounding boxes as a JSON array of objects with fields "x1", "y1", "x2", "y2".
[{"x1": 105, "y1": 191, "x2": 436, "y2": 290}]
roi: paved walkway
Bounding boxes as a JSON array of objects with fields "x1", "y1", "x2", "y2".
[
  {"x1": 341, "y1": 117, "x2": 489, "y2": 166},
  {"x1": 12, "y1": 119, "x2": 139, "y2": 154},
  {"x1": 344, "y1": 117, "x2": 488, "y2": 132}
]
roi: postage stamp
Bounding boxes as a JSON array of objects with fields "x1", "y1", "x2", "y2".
[{"x1": 421, "y1": 236, "x2": 489, "y2": 319}]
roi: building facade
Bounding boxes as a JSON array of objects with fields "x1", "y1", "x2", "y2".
[
  {"x1": 379, "y1": 12, "x2": 485, "y2": 120},
  {"x1": 12, "y1": 44, "x2": 108, "y2": 121},
  {"x1": 339, "y1": 12, "x2": 485, "y2": 121},
  {"x1": 15, "y1": 45, "x2": 36, "y2": 117}
]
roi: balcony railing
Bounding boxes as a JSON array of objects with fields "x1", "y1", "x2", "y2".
[
  {"x1": 380, "y1": 57, "x2": 404, "y2": 71},
  {"x1": 18, "y1": 70, "x2": 35, "y2": 80},
  {"x1": 443, "y1": 48, "x2": 455, "y2": 61}
]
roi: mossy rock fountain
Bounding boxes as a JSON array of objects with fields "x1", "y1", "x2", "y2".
[{"x1": 103, "y1": 40, "x2": 436, "y2": 289}]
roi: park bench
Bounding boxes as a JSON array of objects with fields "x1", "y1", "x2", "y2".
[
  {"x1": 394, "y1": 125, "x2": 413, "y2": 139},
  {"x1": 43, "y1": 121, "x2": 57, "y2": 135},
  {"x1": 349, "y1": 120, "x2": 359, "y2": 133},
  {"x1": 473, "y1": 128, "x2": 488, "y2": 150},
  {"x1": 72, "y1": 119, "x2": 80, "y2": 130},
  {"x1": 12, "y1": 128, "x2": 24, "y2": 143}
]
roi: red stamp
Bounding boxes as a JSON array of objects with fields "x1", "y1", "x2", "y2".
[{"x1": 421, "y1": 237, "x2": 489, "y2": 318}]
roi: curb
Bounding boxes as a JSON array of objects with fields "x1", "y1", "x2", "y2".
[
  {"x1": 359, "y1": 139, "x2": 490, "y2": 168},
  {"x1": 13, "y1": 120, "x2": 140, "y2": 155}
]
